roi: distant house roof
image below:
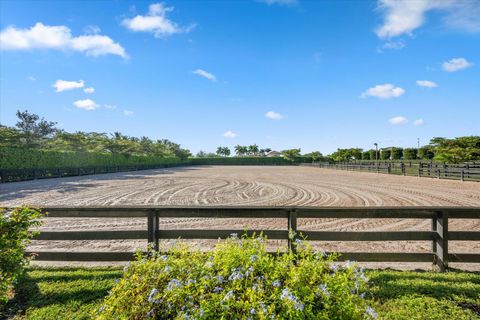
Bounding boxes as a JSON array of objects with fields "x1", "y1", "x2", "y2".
[{"x1": 266, "y1": 151, "x2": 282, "y2": 157}]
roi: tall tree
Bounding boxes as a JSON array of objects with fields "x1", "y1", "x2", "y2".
[{"x1": 15, "y1": 110, "x2": 57, "y2": 147}]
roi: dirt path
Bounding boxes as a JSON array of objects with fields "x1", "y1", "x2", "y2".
[{"x1": 1, "y1": 166, "x2": 479, "y2": 270}]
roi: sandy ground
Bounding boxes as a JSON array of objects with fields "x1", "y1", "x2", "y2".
[{"x1": 1, "y1": 165, "x2": 479, "y2": 270}]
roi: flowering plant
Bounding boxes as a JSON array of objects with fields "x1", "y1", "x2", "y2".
[{"x1": 97, "y1": 234, "x2": 376, "y2": 319}]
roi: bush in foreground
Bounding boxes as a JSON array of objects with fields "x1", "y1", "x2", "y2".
[
  {"x1": 0, "y1": 207, "x2": 43, "y2": 306},
  {"x1": 97, "y1": 235, "x2": 376, "y2": 319}
]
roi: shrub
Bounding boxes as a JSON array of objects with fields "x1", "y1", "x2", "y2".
[
  {"x1": 97, "y1": 236, "x2": 376, "y2": 319},
  {"x1": 0, "y1": 207, "x2": 43, "y2": 306},
  {"x1": 0, "y1": 147, "x2": 184, "y2": 170}
]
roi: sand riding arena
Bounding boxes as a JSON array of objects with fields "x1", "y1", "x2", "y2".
[{"x1": 1, "y1": 165, "x2": 479, "y2": 269}]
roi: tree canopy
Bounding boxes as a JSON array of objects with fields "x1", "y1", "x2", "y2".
[{"x1": 1, "y1": 110, "x2": 191, "y2": 160}]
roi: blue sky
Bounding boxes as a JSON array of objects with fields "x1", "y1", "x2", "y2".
[{"x1": 0, "y1": 0, "x2": 479, "y2": 154}]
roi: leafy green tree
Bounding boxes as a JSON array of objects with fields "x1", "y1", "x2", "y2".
[
  {"x1": 380, "y1": 149, "x2": 391, "y2": 160},
  {"x1": 304, "y1": 151, "x2": 323, "y2": 162},
  {"x1": 418, "y1": 147, "x2": 435, "y2": 160},
  {"x1": 14, "y1": 110, "x2": 57, "y2": 147},
  {"x1": 391, "y1": 147, "x2": 403, "y2": 160},
  {"x1": 403, "y1": 148, "x2": 418, "y2": 160},
  {"x1": 368, "y1": 149, "x2": 378, "y2": 161},
  {"x1": 330, "y1": 148, "x2": 363, "y2": 162},
  {"x1": 361, "y1": 151, "x2": 371, "y2": 160},
  {"x1": 282, "y1": 149, "x2": 301, "y2": 161},
  {"x1": 0, "y1": 126, "x2": 22, "y2": 147},
  {"x1": 196, "y1": 150, "x2": 208, "y2": 157},
  {"x1": 430, "y1": 136, "x2": 480, "y2": 163}
]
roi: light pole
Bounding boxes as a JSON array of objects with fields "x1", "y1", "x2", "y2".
[{"x1": 374, "y1": 143, "x2": 378, "y2": 172}]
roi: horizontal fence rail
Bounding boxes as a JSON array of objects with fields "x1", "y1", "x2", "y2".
[
  {"x1": 23, "y1": 206, "x2": 480, "y2": 271},
  {"x1": 301, "y1": 161, "x2": 480, "y2": 182}
]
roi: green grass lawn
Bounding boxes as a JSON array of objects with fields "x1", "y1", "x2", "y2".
[{"x1": 2, "y1": 267, "x2": 479, "y2": 319}]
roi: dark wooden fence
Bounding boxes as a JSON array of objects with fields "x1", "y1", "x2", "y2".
[
  {"x1": 302, "y1": 162, "x2": 480, "y2": 181},
  {"x1": 28, "y1": 206, "x2": 480, "y2": 271}
]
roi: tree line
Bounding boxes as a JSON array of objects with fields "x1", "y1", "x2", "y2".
[
  {"x1": 330, "y1": 136, "x2": 480, "y2": 163},
  {"x1": 2, "y1": 110, "x2": 477, "y2": 164},
  {"x1": 0, "y1": 110, "x2": 192, "y2": 160}
]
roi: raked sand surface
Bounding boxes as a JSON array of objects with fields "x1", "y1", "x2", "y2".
[{"x1": 1, "y1": 166, "x2": 479, "y2": 269}]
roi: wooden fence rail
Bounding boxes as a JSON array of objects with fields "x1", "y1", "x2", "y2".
[
  {"x1": 301, "y1": 162, "x2": 480, "y2": 181},
  {"x1": 25, "y1": 206, "x2": 480, "y2": 271}
]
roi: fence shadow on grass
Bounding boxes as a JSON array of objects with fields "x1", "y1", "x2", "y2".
[
  {"x1": 368, "y1": 269, "x2": 480, "y2": 301},
  {"x1": 3, "y1": 268, "x2": 122, "y2": 318}
]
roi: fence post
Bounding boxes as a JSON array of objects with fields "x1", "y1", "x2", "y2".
[
  {"x1": 147, "y1": 210, "x2": 159, "y2": 251},
  {"x1": 433, "y1": 211, "x2": 448, "y2": 272},
  {"x1": 288, "y1": 209, "x2": 298, "y2": 254},
  {"x1": 461, "y1": 170, "x2": 464, "y2": 182}
]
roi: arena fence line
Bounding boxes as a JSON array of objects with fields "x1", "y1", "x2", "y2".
[
  {"x1": 301, "y1": 162, "x2": 480, "y2": 181},
  {"x1": 0, "y1": 157, "x2": 312, "y2": 183},
  {"x1": 24, "y1": 206, "x2": 480, "y2": 272}
]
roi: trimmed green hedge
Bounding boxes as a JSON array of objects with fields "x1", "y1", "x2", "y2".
[
  {"x1": 0, "y1": 148, "x2": 184, "y2": 170},
  {"x1": 191, "y1": 157, "x2": 311, "y2": 166}
]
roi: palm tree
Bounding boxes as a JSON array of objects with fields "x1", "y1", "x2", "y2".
[
  {"x1": 235, "y1": 145, "x2": 247, "y2": 156},
  {"x1": 249, "y1": 144, "x2": 259, "y2": 156},
  {"x1": 282, "y1": 149, "x2": 301, "y2": 162}
]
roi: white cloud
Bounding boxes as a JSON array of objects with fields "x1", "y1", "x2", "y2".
[
  {"x1": 104, "y1": 104, "x2": 117, "y2": 109},
  {"x1": 377, "y1": 40, "x2": 406, "y2": 52},
  {"x1": 265, "y1": 111, "x2": 284, "y2": 120},
  {"x1": 258, "y1": 0, "x2": 298, "y2": 6},
  {"x1": 84, "y1": 25, "x2": 101, "y2": 35},
  {"x1": 122, "y1": 3, "x2": 195, "y2": 38},
  {"x1": 53, "y1": 79, "x2": 84, "y2": 92},
  {"x1": 375, "y1": 0, "x2": 480, "y2": 39},
  {"x1": 73, "y1": 99, "x2": 99, "y2": 111},
  {"x1": 361, "y1": 83, "x2": 405, "y2": 99},
  {"x1": 442, "y1": 57, "x2": 473, "y2": 72},
  {"x1": 27, "y1": 75, "x2": 36, "y2": 81},
  {"x1": 84, "y1": 87, "x2": 95, "y2": 94},
  {"x1": 193, "y1": 69, "x2": 216, "y2": 82},
  {"x1": 223, "y1": 130, "x2": 238, "y2": 138},
  {"x1": 414, "y1": 119, "x2": 425, "y2": 126},
  {"x1": 416, "y1": 80, "x2": 438, "y2": 88},
  {"x1": 388, "y1": 116, "x2": 408, "y2": 125},
  {"x1": 123, "y1": 110, "x2": 134, "y2": 116},
  {"x1": 0, "y1": 22, "x2": 127, "y2": 58},
  {"x1": 443, "y1": 1, "x2": 480, "y2": 32}
]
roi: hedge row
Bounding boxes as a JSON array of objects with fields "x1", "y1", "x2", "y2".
[{"x1": 0, "y1": 148, "x2": 183, "y2": 170}]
